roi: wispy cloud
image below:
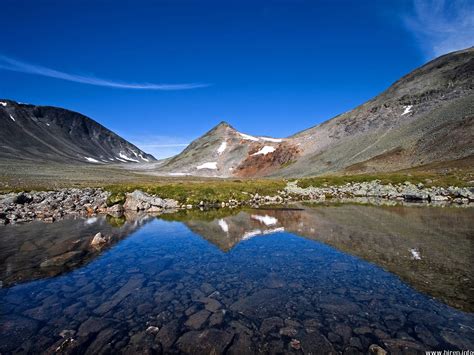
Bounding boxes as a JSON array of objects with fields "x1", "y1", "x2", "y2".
[
  {"x1": 0, "y1": 54, "x2": 210, "y2": 90},
  {"x1": 403, "y1": 0, "x2": 474, "y2": 58}
]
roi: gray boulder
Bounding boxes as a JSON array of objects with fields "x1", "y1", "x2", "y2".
[{"x1": 123, "y1": 190, "x2": 178, "y2": 211}]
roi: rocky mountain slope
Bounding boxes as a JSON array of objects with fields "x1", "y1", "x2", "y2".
[
  {"x1": 0, "y1": 100, "x2": 155, "y2": 164},
  {"x1": 157, "y1": 47, "x2": 473, "y2": 177},
  {"x1": 156, "y1": 121, "x2": 299, "y2": 177}
]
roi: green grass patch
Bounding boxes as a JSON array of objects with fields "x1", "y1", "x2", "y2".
[{"x1": 104, "y1": 179, "x2": 287, "y2": 206}]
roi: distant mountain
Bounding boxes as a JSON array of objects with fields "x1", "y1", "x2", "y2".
[
  {"x1": 157, "y1": 47, "x2": 473, "y2": 177},
  {"x1": 0, "y1": 100, "x2": 155, "y2": 164},
  {"x1": 156, "y1": 121, "x2": 299, "y2": 177}
]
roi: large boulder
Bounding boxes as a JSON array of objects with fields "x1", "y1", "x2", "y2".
[{"x1": 123, "y1": 190, "x2": 178, "y2": 211}]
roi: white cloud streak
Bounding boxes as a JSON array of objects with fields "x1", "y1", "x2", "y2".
[
  {"x1": 404, "y1": 0, "x2": 474, "y2": 58},
  {"x1": 0, "y1": 54, "x2": 210, "y2": 90}
]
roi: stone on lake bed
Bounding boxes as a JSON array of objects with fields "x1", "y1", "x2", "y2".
[
  {"x1": 176, "y1": 329, "x2": 234, "y2": 355},
  {"x1": 198, "y1": 297, "x2": 222, "y2": 312},
  {"x1": 77, "y1": 316, "x2": 112, "y2": 337},
  {"x1": 146, "y1": 326, "x2": 160, "y2": 334},
  {"x1": 260, "y1": 316, "x2": 284, "y2": 334},
  {"x1": 369, "y1": 344, "x2": 388, "y2": 355},
  {"x1": 90, "y1": 232, "x2": 106, "y2": 246},
  {"x1": 40, "y1": 251, "x2": 83, "y2": 268},
  {"x1": 156, "y1": 320, "x2": 180, "y2": 348},
  {"x1": 279, "y1": 326, "x2": 298, "y2": 337},
  {"x1": 290, "y1": 338, "x2": 301, "y2": 350},
  {"x1": 230, "y1": 288, "x2": 284, "y2": 318},
  {"x1": 0, "y1": 315, "x2": 39, "y2": 353},
  {"x1": 94, "y1": 277, "x2": 144, "y2": 315},
  {"x1": 185, "y1": 309, "x2": 211, "y2": 329}
]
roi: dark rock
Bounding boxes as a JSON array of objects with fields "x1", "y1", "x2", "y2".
[
  {"x1": 198, "y1": 297, "x2": 222, "y2": 312},
  {"x1": 77, "y1": 317, "x2": 112, "y2": 337},
  {"x1": 260, "y1": 316, "x2": 284, "y2": 334},
  {"x1": 40, "y1": 251, "x2": 83, "y2": 268},
  {"x1": 279, "y1": 327, "x2": 298, "y2": 337},
  {"x1": 349, "y1": 336, "x2": 363, "y2": 349},
  {"x1": 176, "y1": 329, "x2": 234, "y2": 355},
  {"x1": 414, "y1": 325, "x2": 438, "y2": 347},
  {"x1": 383, "y1": 339, "x2": 426, "y2": 353},
  {"x1": 209, "y1": 310, "x2": 225, "y2": 326},
  {"x1": 230, "y1": 288, "x2": 284, "y2": 318},
  {"x1": 299, "y1": 332, "x2": 336, "y2": 354},
  {"x1": 14, "y1": 192, "x2": 33, "y2": 205},
  {"x1": 0, "y1": 315, "x2": 39, "y2": 353},
  {"x1": 200, "y1": 282, "x2": 215, "y2": 295},
  {"x1": 156, "y1": 319, "x2": 180, "y2": 348},
  {"x1": 46, "y1": 336, "x2": 90, "y2": 355},
  {"x1": 185, "y1": 309, "x2": 211, "y2": 329},
  {"x1": 85, "y1": 328, "x2": 118, "y2": 355},
  {"x1": 343, "y1": 347, "x2": 363, "y2": 355},
  {"x1": 94, "y1": 277, "x2": 144, "y2": 315},
  {"x1": 227, "y1": 332, "x2": 255, "y2": 355},
  {"x1": 290, "y1": 338, "x2": 302, "y2": 350}
]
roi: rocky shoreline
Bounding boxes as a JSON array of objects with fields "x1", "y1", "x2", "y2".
[
  {"x1": 1, "y1": 181, "x2": 473, "y2": 225},
  {"x1": 285, "y1": 180, "x2": 474, "y2": 203}
]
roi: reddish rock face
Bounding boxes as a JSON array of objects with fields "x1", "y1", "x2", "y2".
[{"x1": 235, "y1": 142, "x2": 301, "y2": 177}]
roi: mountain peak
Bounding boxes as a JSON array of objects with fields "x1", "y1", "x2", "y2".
[{"x1": 215, "y1": 121, "x2": 234, "y2": 129}]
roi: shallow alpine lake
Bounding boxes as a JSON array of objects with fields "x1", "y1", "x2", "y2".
[{"x1": 0, "y1": 204, "x2": 473, "y2": 354}]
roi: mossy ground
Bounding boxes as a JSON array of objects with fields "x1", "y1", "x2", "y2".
[{"x1": 104, "y1": 179, "x2": 287, "y2": 206}]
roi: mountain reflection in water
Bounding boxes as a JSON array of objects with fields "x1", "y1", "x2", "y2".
[{"x1": 0, "y1": 204, "x2": 473, "y2": 354}]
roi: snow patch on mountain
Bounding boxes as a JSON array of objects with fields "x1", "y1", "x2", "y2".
[
  {"x1": 0, "y1": 102, "x2": 7, "y2": 107},
  {"x1": 217, "y1": 141, "x2": 227, "y2": 155},
  {"x1": 197, "y1": 162, "x2": 217, "y2": 170},
  {"x1": 259, "y1": 137, "x2": 282, "y2": 142},
  {"x1": 401, "y1": 105, "x2": 413, "y2": 116},
  {"x1": 9, "y1": 114, "x2": 15, "y2": 122},
  {"x1": 85, "y1": 157, "x2": 100, "y2": 163},
  {"x1": 239, "y1": 132, "x2": 260, "y2": 141},
  {"x1": 252, "y1": 146, "x2": 276, "y2": 156},
  {"x1": 119, "y1": 152, "x2": 139, "y2": 162},
  {"x1": 139, "y1": 154, "x2": 149, "y2": 162}
]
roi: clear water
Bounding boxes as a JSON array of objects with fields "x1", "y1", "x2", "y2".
[{"x1": 0, "y1": 205, "x2": 473, "y2": 354}]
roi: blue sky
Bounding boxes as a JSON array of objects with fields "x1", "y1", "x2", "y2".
[{"x1": 0, "y1": 0, "x2": 472, "y2": 158}]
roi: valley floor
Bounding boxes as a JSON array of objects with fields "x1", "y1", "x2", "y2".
[{"x1": 1, "y1": 158, "x2": 472, "y2": 194}]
